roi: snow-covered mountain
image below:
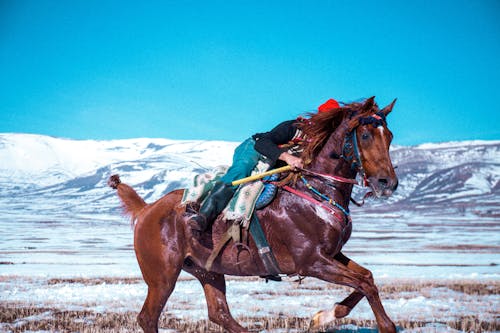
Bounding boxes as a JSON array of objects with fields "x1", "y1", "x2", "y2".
[
  {"x1": 386, "y1": 141, "x2": 499, "y2": 216},
  {"x1": 0, "y1": 133, "x2": 498, "y2": 217}
]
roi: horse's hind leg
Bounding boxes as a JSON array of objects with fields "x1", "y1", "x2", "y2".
[
  {"x1": 134, "y1": 219, "x2": 184, "y2": 332},
  {"x1": 183, "y1": 262, "x2": 249, "y2": 333},
  {"x1": 137, "y1": 257, "x2": 182, "y2": 333},
  {"x1": 138, "y1": 282, "x2": 177, "y2": 333}
]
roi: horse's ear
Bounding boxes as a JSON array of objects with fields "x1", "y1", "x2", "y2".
[
  {"x1": 363, "y1": 96, "x2": 376, "y2": 110},
  {"x1": 381, "y1": 98, "x2": 397, "y2": 116}
]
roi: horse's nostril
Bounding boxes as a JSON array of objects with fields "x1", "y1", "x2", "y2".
[{"x1": 378, "y1": 178, "x2": 388, "y2": 186}]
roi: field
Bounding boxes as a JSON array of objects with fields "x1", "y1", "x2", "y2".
[
  {"x1": 1, "y1": 276, "x2": 498, "y2": 332},
  {"x1": 1, "y1": 207, "x2": 499, "y2": 332}
]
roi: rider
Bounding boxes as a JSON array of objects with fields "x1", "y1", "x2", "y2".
[{"x1": 188, "y1": 98, "x2": 340, "y2": 232}]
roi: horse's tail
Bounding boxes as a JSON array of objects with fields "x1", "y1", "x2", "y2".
[{"x1": 108, "y1": 174, "x2": 147, "y2": 226}]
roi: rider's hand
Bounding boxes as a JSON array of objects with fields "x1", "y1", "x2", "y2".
[{"x1": 279, "y1": 152, "x2": 303, "y2": 170}]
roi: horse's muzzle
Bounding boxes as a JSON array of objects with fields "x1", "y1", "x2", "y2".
[{"x1": 368, "y1": 176, "x2": 398, "y2": 197}]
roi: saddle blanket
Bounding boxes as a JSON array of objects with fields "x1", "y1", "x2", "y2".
[{"x1": 181, "y1": 161, "x2": 271, "y2": 227}]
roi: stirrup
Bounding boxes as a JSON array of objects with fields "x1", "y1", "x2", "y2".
[{"x1": 260, "y1": 274, "x2": 282, "y2": 282}]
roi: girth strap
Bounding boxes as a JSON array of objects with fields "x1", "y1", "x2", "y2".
[{"x1": 249, "y1": 214, "x2": 281, "y2": 276}]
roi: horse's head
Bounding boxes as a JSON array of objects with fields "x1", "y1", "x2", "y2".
[
  {"x1": 349, "y1": 97, "x2": 398, "y2": 197},
  {"x1": 299, "y1": 96, "x2": 398, "y2": 198}
]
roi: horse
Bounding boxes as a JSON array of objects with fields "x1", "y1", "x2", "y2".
[{"x1": 108, "y1": 96, "x2": 399, "y2": 333}]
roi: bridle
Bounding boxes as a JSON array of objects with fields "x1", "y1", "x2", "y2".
[
  {"x1": 278, "y1": 111, "x2": 389, "y2": 219},
  {"x1": 342, "y1": 111, "x2": 387, "y2": 184}
]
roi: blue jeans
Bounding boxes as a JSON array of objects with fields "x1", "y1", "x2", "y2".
[{"x1": 221, "y1": 138, "x2": 262, "y2": 185}]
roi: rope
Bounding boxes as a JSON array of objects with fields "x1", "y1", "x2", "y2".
[
  {"x1": 281, "y1": 185, "x2": 344, "y2": 221},
  {"x1": 300, "y1": 176, "x2": 350, "y2": 216}
]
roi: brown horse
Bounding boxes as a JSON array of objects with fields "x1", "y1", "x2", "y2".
[{"x1": 108, "y1": 97, "x2": 398, "y2": 333}]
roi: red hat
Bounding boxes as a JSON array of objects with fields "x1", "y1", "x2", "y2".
[{"x1": 318, "y1": 98, "x2": 340, "y2": 113}]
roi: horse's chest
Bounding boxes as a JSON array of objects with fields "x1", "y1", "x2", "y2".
[
  {"x1": 312, "y1": 208, "x2": 352, "y2": 253},
  {"x1": 312, "y1": 206, "x2": 349, "y2": 230},
  {"x1": 313, "y1": 206, "x2": 341, "y2": 226}
]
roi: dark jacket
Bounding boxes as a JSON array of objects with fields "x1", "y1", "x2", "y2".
[{"x1": 252, "y1": 119, "x2": 302, "y2": 165}]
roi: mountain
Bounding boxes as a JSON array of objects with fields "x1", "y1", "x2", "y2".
[
  {"x1": 384, "y1": 141, "x2": 499, "y2": 216},
  {"x1": 0, "y1": 133, "x2": 498, "y2": 218}
]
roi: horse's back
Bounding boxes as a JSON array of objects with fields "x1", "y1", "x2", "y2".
[{"x1": 135, "y1": 188, "x2": 183, "y2": 221}]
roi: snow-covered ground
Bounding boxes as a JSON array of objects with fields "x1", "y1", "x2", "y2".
[
  {"x1": 1, "y1": 212, "x2": 498, "y2": 280},
  {"x1": 0, "y1": 134, "x2": 499, "y2": 332},
  {"x1": 1, "y1": 209, "x2": 498, "y2": 332},
  {"x1": 2, "y1": 275, "x2": 498, "y2": 328}
]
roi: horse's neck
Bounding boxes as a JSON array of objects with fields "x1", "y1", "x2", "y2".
[{"x1": 306, "y1": 136, "x2": 357, "y2": 209}]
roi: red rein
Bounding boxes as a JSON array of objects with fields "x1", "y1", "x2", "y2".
[{"x1": 281, "y1": 185, "x2": 346, "y2": 222}]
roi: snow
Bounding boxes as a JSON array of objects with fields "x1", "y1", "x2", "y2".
[
  {"x1": 415, "y1": 140, "x2": 500, "y2": 150},
  {"x1": 0, "y1": 133, "x2": 499, "y2": 332},
  {"x1": 464, "y1": 165, "x2": 500, "y2": 193},
  {"x1": 1, "y1": 274, "x2": 498, "y2": 329},
  {"x1": 0, "y1": 133, "x2": 238, "y2": 187},
  {"x1": 1, "y1": 209, "x2": 498, "y2": 331}
]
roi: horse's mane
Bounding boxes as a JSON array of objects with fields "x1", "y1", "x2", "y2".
[{"x1": 298, "y1": 98, "x2": 379, "y2": 165}]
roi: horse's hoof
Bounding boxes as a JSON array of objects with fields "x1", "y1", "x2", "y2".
[
  {"x1": 333, "y1": 303, "x2": 352, "y2": 318},
  {"x1": 309, "y1": 310, "x2": 323, "y2": 330},
  {"x1": 309, "y1": 309, "x2": 335, "y2": 330}
]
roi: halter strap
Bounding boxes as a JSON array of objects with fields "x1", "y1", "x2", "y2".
[
  {"x1": 341, "y1": 127, "x2": 370, "y2": 186},
  {"x1": 359, "y1": 111, "x2": 386, "y2": 127}
]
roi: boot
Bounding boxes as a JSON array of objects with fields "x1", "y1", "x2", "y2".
[{"x1": 188, "y1": 181, "x2": 236, "y2": 232}]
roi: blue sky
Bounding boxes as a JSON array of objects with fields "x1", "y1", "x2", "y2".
[{"x1": 1, "y1": 0, "x2": 499, "y2": 145}]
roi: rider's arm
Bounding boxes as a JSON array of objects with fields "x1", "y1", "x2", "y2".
[
  {"x1": 278, "y1": 151, "x2": 303, "y2": 169},
  {"x1": 252, "y1": 120, "x2": 302, "y2": 168}
]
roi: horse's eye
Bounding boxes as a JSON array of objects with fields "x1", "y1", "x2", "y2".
[{"x1": 361, "y1": 133, "x2": 370, "y2": 140}]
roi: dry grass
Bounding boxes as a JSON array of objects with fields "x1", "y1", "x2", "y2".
[
  {"x1": 45, "y1": 274, "x2": 199, "y2": 286},
  {"x1": 286, "y1": 277, "x2": 500, "y2": 296},
  {"x1": 377, "y1": 279, "x2": 500, "y2": 296},
  {"x1": 41, "y1": 276, "x2": 499, "y2": 296},
  {"x1": 1, "y1": 279, "x2": 499, "y2": 332},
  {"x1": 46, "y1": 277, "x2": 142, "y2": 285},
  {"x1": 1, "y1": 303, "x2": 498, "y2": 333}
]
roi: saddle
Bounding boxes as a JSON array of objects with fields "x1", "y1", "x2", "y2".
[
  {"x1": 181, "y1": 161, "x2": 277, "y2": 226},
  {"x1": 182, "y1": 166, "x2": 281, "y2": 280}
]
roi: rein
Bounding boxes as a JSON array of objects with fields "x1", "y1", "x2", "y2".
[
  {"x1": 267, "y1": 111, "x2": 388, "y2": 218},
  {"x1": 267, "y1": 170, "x2": 353, "y2": 222},
  {"x1": 342, "y1": 128, "x2": 367, "y2": 185},
  {"x1": 281, "y1": 184, "x2": 347, "y2": 222},
  {"x1": 298, "y1": 167, "x2": 358, "y2": 185},
  {"x1": 300, "y1": 176, "x2": 350, "y2": 216}
]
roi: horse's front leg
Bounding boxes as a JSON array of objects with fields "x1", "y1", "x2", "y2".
[
  {"x1": 311, "y1": 252, "x2": 372, "y2": 325},
  {"x1": 303, "y1": 252, "x2": 395, "y2": 333}
]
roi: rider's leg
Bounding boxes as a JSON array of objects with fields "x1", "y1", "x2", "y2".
[
  {"x1": 189, "y1": 181, "x2": 236, "y2": 231},
  {"x1": 220, "y1": 138, "x2": 262, "y2": 184},
  {"x1": 189, "y1": 138, "x2": 261, "y2": 232}
]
